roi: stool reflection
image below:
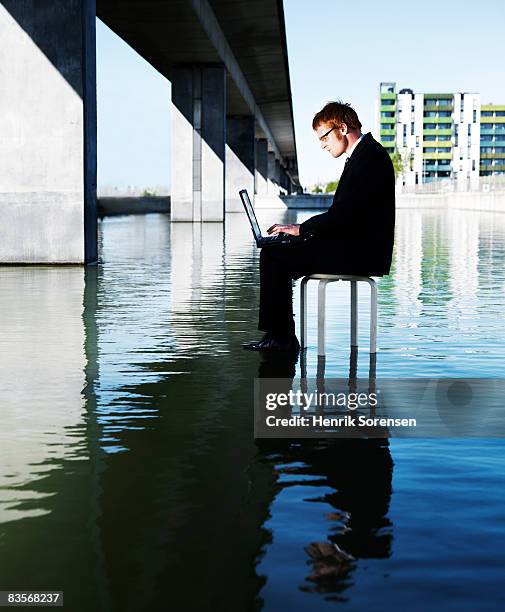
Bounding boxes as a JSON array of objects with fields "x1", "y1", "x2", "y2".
[{"x1": 256, "y1": 349, "x2": 393, "y2": 599}]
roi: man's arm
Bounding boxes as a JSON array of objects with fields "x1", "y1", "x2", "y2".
[{"x1": 299, "y1": 152, "x2": 392, "y2": 238}]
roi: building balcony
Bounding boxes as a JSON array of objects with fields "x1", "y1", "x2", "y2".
[
  {"x1": 380, "y1": 92, "x2": 396, "y2": 100},
  {"x1": 423, "y1": 152, "x2": 452, "y2": 160},
  {"x1": 423, "y1": 141, "x2": 453, "y2": 148},
  {"x1": 481, "y1": 116, "x2": 505, "y2": 124},
  {"x1": 480, "y1": 128, "x2": 503, "y2": 136},
  {"x1": 423, "y1": 129, "x2": 454, "y2": 137},
  {"x1": 481, "y1": 153, "x2": 505, "y2": 159},
  {"x1": 481, "y1": 105, "x2": 505, "y2": 112},
  {"x1": 423, "y1": 117, "x2": 454, "y2": 124},
  {"x1": 480, "y1": 165, "x2": 505, "y2": 172},
  {"x1": 423, "y1": 93, "x2": 454, "y2": 100},
  {"x1": 424, "y1": 164, "x2": 452, "y2": 172},
  {"x1": 480, "y1": 141, "x2": 505, "y2": 148},
  {"x1": 424, "y1": 104, "x2": 454, "y2": 112},
  {"x1": 380, "y1": 129, "x2": 396, "y2": 136}
]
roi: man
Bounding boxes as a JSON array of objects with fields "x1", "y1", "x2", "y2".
[{"x1": 243, "y1": 101, "x2": 395, "y2": 351}]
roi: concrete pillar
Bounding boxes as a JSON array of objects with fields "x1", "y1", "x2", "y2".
[
  {"x1": 255, "y1": 138, "x2": 268, "y2": 197},
  {"x1": 280, "y1": 166, "x2": 287, "y2": 194},
  {"x1": 225, "y1": 116, "x2": 254, "y2": 212},
  {"x1": 267, "y1": 152, "x2": 278, "y2": 196},
  {"x1": 171, "y1": 65, "x2": 226, "y2": 222},
  {"x1": 0, "y1": 0, "x2": 97, "y2": 263}
]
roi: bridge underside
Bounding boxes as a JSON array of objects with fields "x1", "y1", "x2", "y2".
[{"x1": 0, "y1": 0, "x2": 299, "y2": 262}]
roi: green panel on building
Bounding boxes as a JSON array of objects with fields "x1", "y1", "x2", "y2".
[
  {"x1": 423, "y1": 93, "x2": 454, "y2": 100},
  {"x1": 423, "y1": 129, "x2": 454, "y2": 136}
]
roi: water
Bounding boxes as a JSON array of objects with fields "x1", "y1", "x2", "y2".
[{"x1": 0, "y1": 208, "x2": 504, "y2": 611}]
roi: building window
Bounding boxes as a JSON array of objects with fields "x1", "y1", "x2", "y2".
[
  {"x1": 382, "y1": 99, "x2": 395, "y2": 106},
  {"x1": 473, "y1": 110, "x2": 477, "y2": 123},
  {"x1": 424, "y1": 135, "x2": 436, "y2": 141},
  {"x1": 481, "y1": 111, "x2": 493, "y2": 117},
  {"x1": 472, "y1": 160, "x2": 476, "y2": 171},
  {"x1": 468, "y1": 125, "x2": 472, "y2": 137},
  {"x1": 381, "y1": 111, "x2": 395, "y2": 117},
  {"x1": 496, "y1": 111, "x2": 505, "y2": 117},
  {"x1": 411, "y1": 122, "x2": 415, "y2": 135},
  {"x1": 438, "y1": 111, "x2": 452, "y2": 117},
  {"x1": 439, "y1": 123, "x2": 452, "y2": 129},
  {"x1": 425, "y1": 123, "x2": 436, "y2": 129}
]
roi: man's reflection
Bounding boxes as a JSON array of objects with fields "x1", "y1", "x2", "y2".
[{"x1": 256, "y1": 350, "x2": 393, "y2": 598}]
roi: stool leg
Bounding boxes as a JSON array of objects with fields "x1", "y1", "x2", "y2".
[
  {"x1": 300, "y1": 277, "x2": 310, "y2": 349},
  {"x1": 351, "y1": 281, "x2": 358, "y2": 348},
  {"x1": 317, "y1": 280, "x2": 329, "y2": 356},
  {"x1": 369, "y1": 280, "x2": 377, "y2": 354}
]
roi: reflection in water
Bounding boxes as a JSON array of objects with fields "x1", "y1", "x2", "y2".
[
  {"x1": 256, "y1": 350, "x2": 393, "y2": 603},
  {"x1": 0, "y1": 210, "x2": 504, "y2": 610},
  {"x1": 0, "y1": 267, "x2": 87, "y2": 522}
]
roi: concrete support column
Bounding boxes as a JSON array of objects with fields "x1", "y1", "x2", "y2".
[
  {"x1": 225, "y1": 116, "x2": 254, "y2": 212},
  {"x1": 255, "y1": 139, "x2": 268, "y2": 197},
  {"x1": 0, "y1": 0, "x2": 97, "y2": 263},
  {"x1": 280, "y1": 166, "x2": 287, "y2": 194},
  {"x1": 267, "y1": 152, "x2": 279, "y2": 196},
  {"x1": 171, "y1": 65, "x2": 226, "y2": 222}
]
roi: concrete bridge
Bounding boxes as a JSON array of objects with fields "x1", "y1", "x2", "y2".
[{"x1": 0, "y1": 0, "x2": 300, "y2": 263}]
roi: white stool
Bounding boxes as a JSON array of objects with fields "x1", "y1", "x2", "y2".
[{"x1": 300, "y1": 275, "x2": 378, "y2": 355}]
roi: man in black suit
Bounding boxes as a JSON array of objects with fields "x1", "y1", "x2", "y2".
[{"x1": 243, "y1": 101, "x2": 395, "y2": 351}]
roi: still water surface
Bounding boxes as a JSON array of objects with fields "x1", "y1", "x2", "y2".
[{"x1": 0, "y1": 209, "x2": 504, "y2": 611}]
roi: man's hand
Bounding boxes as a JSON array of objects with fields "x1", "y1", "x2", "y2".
[{"x1": 267, "y1": 223, "x2": 300, "y2": 236}]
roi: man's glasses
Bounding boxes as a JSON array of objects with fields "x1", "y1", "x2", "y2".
[{"x1": 318, "y1": 127, "x2": 336, "y2": 142}]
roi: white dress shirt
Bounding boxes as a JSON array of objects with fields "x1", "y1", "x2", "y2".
[{"x1": 346, "y1": 132, "x2": 364, "y2": 160}]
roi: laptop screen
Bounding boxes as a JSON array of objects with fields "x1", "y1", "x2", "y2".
[{"x1": 239, "y1": 190, "x2": 262, "y2": 242}]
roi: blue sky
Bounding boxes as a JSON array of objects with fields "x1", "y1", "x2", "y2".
[{"x1": 96, "y1": 0, "x2": 505, "y2": 190}]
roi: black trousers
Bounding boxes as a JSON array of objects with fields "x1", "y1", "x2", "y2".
[{"x1": 258, "y1": 241, "x2": 369, "y2": 335}]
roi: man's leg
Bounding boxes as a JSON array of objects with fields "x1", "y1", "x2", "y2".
[
  {"x1": 258, "y1": 245, "x2": 297, "y2": 336},
  {"x1": 244, "y1": 244, "x2": 310, "y2": 351}
]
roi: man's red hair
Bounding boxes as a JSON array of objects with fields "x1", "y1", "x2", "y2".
[{"x1": 312, "y1": 101, "x2": 362, "y2": 131}]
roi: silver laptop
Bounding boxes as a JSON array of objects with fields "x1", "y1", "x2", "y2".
[{"x1": 239, "y1": 189, "x2": 308, "y2": 247}]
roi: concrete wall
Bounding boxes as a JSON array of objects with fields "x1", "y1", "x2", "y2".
[
  {"x1": 0, "y1": 1, "x2": 96, "y2": 263},
  {"x1": 397, "y1": 191, "x2": 505, "y2": 211},
  {"x1": 258, "y1": 191, "x2": 505, "y2": 213}
]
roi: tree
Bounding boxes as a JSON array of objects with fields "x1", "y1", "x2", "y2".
[
  {"x1": 324, "y1": 180, "x2": 339, "y2": 193},
  {"x1": 389, "y1": 150, "x2": 404, "y2": 179}
]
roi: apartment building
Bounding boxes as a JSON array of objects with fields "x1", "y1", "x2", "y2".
[
  {"x1": 480, "y1": 105, "x2": 505, "y2": 176},
  {"x1": 377, "y1": 82, "x2": 480, "y2": 186}
]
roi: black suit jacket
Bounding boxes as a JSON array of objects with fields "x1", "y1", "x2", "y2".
[{"x1": 300, "y1": 133, "x2": 395, "y2": 276}]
